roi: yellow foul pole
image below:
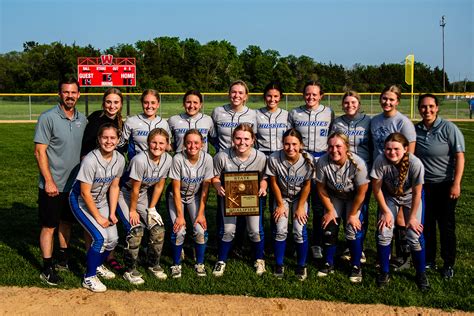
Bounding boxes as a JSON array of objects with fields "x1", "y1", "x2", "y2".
[{"x1": 405, "y1": 54, "x2": 415, "y2": 118}]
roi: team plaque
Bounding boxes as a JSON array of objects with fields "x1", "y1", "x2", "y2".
[{"x1": 224, "y1": 171, "x2": 259, "y2": 216}]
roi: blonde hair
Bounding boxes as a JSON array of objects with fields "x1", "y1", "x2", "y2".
[
  {"x1": 102, "y1": 88, "x2": 123, "y2": 130},
  {"x1": 232, "y1": 123, "x2": 255, "y2": 142},
  {"x1": 228, "y1": 80, "x2": 249, "y2": 95},
  {"x1": 147, "y1": 127, "x2": 170, "y2": 145},
  {"x1": 384, "y1": 132, "x2": 409, "y2": 196},
  {"x1": 380, "y1": 85, "x2": 401, "y2": 102},
  {"x1": 327, "y1": 131, "x2": 360, "y2": 171},
  {"x1": 341, "y1": 90, "x2": 361, "y2": 112}
]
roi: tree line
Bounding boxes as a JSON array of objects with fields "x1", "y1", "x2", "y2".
[{"x1": 0, "y1": 37, "x2": 472, "y2": 93}]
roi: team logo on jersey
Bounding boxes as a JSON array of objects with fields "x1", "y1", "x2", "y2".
[
  {"x1": 136, "y1": 130, "x2": 149, "y2": 136},
  {"x1": 294, "y1": 121, "x2": 329, "y2": 127},
  {"x1": 257, "y1": 123, "x2": 288, "y2": 129},
  {"x1": 94, "y1": 176, "x2": 115, "y2": 184},
  {"x1": 333, "y1": 183, "x2": 345, "y2": 191},
  {"x1": 182, "y1": 176, "x2": 205, "y2": 184},
  {"x1": 219, "y1": 122, "x2": 243, "y2": 128},
  {"x1": 280, "y1": 175, "x2": 305, "y2": 183},
  {"x1": 142, "y1": 176, "x2": 161, "y2": 183}
]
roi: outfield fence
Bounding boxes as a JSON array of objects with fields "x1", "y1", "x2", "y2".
[{"x1": 0, "y1": 92, "x2": 473, "y2": 121}]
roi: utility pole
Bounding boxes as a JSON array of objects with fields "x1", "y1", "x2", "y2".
[{"x1": 440, "y1": 15, "x2": 446, "y2": 92}]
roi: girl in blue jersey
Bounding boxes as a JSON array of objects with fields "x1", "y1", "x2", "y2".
[
  {"x1": 371, "y1": 133, "x2": 429, "y2": 291},
  {"x1": 167, "y1": 129, "x2": 214, "y2": 278},
  {"x1": 266, "y1": 129, "x2": 314, "y2": 280},
  {"x1": 69, "y1": 123, "x2": 125, "y2": 292}
]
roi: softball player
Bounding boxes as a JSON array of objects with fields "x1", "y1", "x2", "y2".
[
  {"x1": 117, "y1": 128, "x2": 172, "y2": 285},
  {"x1": 256, "y1": 82, "x2": 290, "y2": 154},
  {"x1": 211, "y1": 80, "x2": 257, "y2": 152},
  {"x1": 288, "y1": 81, "x2": 334, "y2": 259},
  {"x1": 315, "y1": 132, "x2": 369, "y2": 283},
  {"x1": 69, "y1": 124, "x2": 125, "y2": 292},
  {"x1": 266, "y1": 129, "x2": 314, "y2": 280},
  {"x1": 370, "y1": 85, "x2": 417, "y2": 270},
  {"x1": 168, "y1": 90, "x2": 215, "y2": 153},
  {"x1": 120, "y1": 89, "x2": 171, "y2": 160},
  {"x1": 167, "y1": 129, "x2": 214, "y2": 278},
  {"x1": 330, "y1": 90, "x2": 371, "y2": 263},
  {"x1": 371, "y1": 132, "x2": 429, "y2": 291},
  {"x1": 212, "y1": 123, "x2": 268, "y2": 277}
]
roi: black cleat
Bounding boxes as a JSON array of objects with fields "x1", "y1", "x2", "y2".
[
  {"x1": 377, "y1": 272, "x2": 390, "y2": 288},
  {"x1": 416, "y1": 272, "x2": 430, "y2": 292}
]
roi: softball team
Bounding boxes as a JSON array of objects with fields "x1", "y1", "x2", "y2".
[
  {"x1": 70, "y1": 124, "x2": 125, "y2": 292},
  {"x1": 266, "y1": 129, "x2": 314, "y2": 280},
  {"x1": 168, "y1": 90, "x2": 215, "y2": 153},
  {"x1": 57, "y1": 81, "x2": 463, "y2": 293},
  {"x1": 315, "y1": 132, "x2": 369, "y2": 283},
  {"x1": 117, "y1": 128, "x2": 172, "y2": 285},
  {"x1": 167, "y1": 129, "x2": 214, "y2": 277}
]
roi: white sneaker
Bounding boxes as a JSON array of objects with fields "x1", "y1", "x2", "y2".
[
  {"x1": 82, "y1": 275, "x2": 107, "y2": 293},
  {"x1": 171, "y1": 265, "x2": 182, "y2": 278},
  {"x1": 96, "y1": 264, "x2": 115, "y2": 280},
  {"x1": 254, "y1": 259, "x2": 266, "y2": 276},
  {"x1": 123, "y1": 270, "x2": 145, "y2": 285},
  {"x1": 194, "y1": 263, "x2": 206, "y2": 277},
  {"x1": 341, "y1": 248, "x2": 351, "y2": 261},
  {"x1": 212, "y1": 261, "x2": 226, "y2": 277},
  {"x1": 361, "y1": 251, "x2": 367, "y2": 264},
  {"x1": 148, "y1": 265, "x2": 167, "y2": 280},
  {"x1": 311, "y1": 245, "x2": 323, "y2": 259}
]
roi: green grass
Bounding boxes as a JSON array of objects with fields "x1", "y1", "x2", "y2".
[
  {"x1": 0, "y1": 123, "x2": 473, "y2": 311},
  {"x1": 0, "y1": 94, "x2": 472, "y2": 120}
]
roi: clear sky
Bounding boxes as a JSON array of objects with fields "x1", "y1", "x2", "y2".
[{"x1": 1, "y1": 0, "x2": 473, "y2": 82}]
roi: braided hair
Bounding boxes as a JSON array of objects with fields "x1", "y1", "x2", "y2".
[
  {"x1": 327, "y1": 131, "x2": 360, "y2": 171},
  {"x1": 282, "y1": 128, "x2": 315, "y2": 173},
  {"x1": 384, "y1": 132, "x2": 410, "y2": 196}
]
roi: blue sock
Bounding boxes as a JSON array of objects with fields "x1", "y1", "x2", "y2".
[
  {"x1": 377, "y1": 244, "x2": 391, "y2": 274},
  {"x1": 195, "y1": 242, "x2": 206, "y2": 264},
  {"x1": 218, "y1": 240, "x2": 232, "y2": 262},
  {"x1": 172, "y1": 243, "x2": 184, "y2": 265},
  {"x1": 348, "y1": 238, "x2": 362, "y2": 267},
  {"x1": 253, "y1": 240, "x2": 264, "y2": 260},
  {"x1": 412, "y1": 248, "x2": 426, "y2": 273},
  {"x1": 295, "y1": 240, "x2": 308, "y2": 267},
  {"x1": 85, "y1": 248, "x2": 103, "y2": 278},
  {"x1": 274, "y1": 240, "x2": 286, "y2": 266},
  {"x1": 325, "y1": 245, "x2": 337, "y2": 266}
]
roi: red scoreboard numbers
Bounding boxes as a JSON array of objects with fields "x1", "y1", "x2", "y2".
[{"x1": 77, "y1": 55, "x2": 136, "y2": 87}]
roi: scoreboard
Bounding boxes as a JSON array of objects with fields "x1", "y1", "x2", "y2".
[{"x1": 77, "y1": 56, "x2": 136, "y2": 87}]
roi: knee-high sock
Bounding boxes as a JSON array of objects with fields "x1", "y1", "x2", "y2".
[
  {"x1": 218, "y1": 240, "x2": 232, "y2": 262},
  {"x1": 252, "y1": 240, "x2": 264, "y2": 260},
  {"x1": 348, "y1": 238, "x2": 363, "y2": 267},
  {"x1": 377, "y1": 244, "x2": 391, "y2": 274},
  {"x1": 325, "y1": 245, "x2": 337, "y2": 266},
  {"x1": 194, "y1": 242, "x2": 206, "y2": 264},
  {"x1": 85, "y1": 248, "x2": 103, "y2": 278},
  {"x1": 412, "y1": 248, "x2": 426, "y2": 274},
  {"x1": 172, "y1": 243, "x2": 184, "y2": 265},
  {"x1": 295, "y1": 240, "x2": 308, "y2": 267},
  {"x1": 274, "y1": 240, "x2": 286, "y2": 266}
]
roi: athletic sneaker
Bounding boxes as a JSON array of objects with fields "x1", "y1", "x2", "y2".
[
  {"x1": 441, "y1": 266, "x2": 454, "y2": 280},
  {"x1": 194, "y1": 263, "x2": 207, "y2": 277},
  {"x1": 96, "y1": 264, "x2": 115, "y2": 280},
  {"x1": 377, "y1": 272, "x2": 390, "y2": 288},
  {"x1": 212, "y1": 261, "x2": 226, "y2": 277},
  {"x1": 40, "y1": 267, "x2": 62, "y2": 286},
  {"x1": 171, "y1": 265, "x2": 182, "y2": 278},
  {"x1": 180, "y1": 249, "x2": 186, "y2": 261},
  {"x1": 341, "y1": 249, "x2": 366, "y2": 264},
  {"x1": 82, "y1": 275, "x2": 107, "y2": 293},
  {"x1": 148, "y1": 265, "x2": 167, "y2": 280},
  {"x1": 360, "y1": 251, "x2": 367, "y2": 264},
  {"x1": 391, "y1": 256, "x2": 412, "y2": 271},
  {"x1": 317, "y1": 263, "x2": 334, "y2": 277},
  {"x1": 349, "y1": 266, "x2": 362, "y2": 283},
  {"x1": 425, "y1": 262, "x2": 438, "y2": 270},
  {"x1": 295, "y1": 266, "x2": 307, "y2": 281},
  {"x1": 123, "y1": 270, "x2": 145, "y2": 285},
  {"x1": 274, "y1": 265, "x2": 285, "y2": 279},
  {"x1": 310, "y1": 245, "x2": 323, "y2": 259},
  {"x1": 55, "y1": 262, "x2": 69, "y2": 272},
  {"x1": 416, "y1": 272, "x2": 430, "y2": 292},
  {"x1": 254, "y1": 259, "x2": 266, "y2": 276}
]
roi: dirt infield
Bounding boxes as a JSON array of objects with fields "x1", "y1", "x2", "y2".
[{"x1": 0, "y1": 286, "x2": 468, "y2": 315}]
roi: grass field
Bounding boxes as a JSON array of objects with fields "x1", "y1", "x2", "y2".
[
  {"x1": 0, "y1": 94, "x2": 472, "y2": 120},
  {"x1": 0, "y1": 123, "x2": 472, "y2": 311}
]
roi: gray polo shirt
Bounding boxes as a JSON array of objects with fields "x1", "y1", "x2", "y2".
[
  {"x1": 34, "y1": 104, "x2": 87, "y2": 192},
  {"x1": 415, "y1": 117, "x2": 465, "y2": 183}
]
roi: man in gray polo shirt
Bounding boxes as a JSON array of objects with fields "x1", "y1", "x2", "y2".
[{"x1": 34, "y1": 77, "x2": 87, "y2": 285}]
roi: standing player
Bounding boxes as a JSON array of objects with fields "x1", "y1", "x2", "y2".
[
  {"x1": 34, "y1": 77, "x2": 87, "y2": 285},
  {"x1": 266, "y1": 129, "x2": 314, "y2": 280},
  {"x1": 415, "y1": 94, "x2": 465, "y2": 278},
  {"x1": 120, "y1": 89, "x2": 170, "y2": 160},
  {"x1": 370, "y1": 85, "x2": 417, "y2": 270},
  {"x1": 211, "y1": 80, "x2": 257, "y2": 152},
  {"x1": 371, "y1": 132, "x2": 429, "y2": 291},
  {"x1": 117, "y1": 128, "x2": 172, "y2": 285},
  {"x1": 69, "y1": 124, "x2": 125, "y2": 292},
  {"x1": 212, "y1": 123, "x2": 268, "y2": 277},
  {"x1": 289, "y1": 81, "x2": 334, "y2": 259},
  {"x1": 168, "y1": 90, "x2": 215, "y2": 153},
  {"x1": 167, "y1": 129, "x2": 214, "y2": 278},
  {"x1": 315, "y1": 132, "x2": 369, "y2": 283},
  {"x1": 331, "y1": 90, "x2": 371, "y2": 263}
]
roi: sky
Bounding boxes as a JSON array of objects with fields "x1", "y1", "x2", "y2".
[{"x1": 1, "y1": 0, "x2": 473, "y2": 83}]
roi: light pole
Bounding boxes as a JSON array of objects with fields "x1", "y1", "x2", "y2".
[{"x1": 440, "y1": 15, "x2": 446, "y2": 92}]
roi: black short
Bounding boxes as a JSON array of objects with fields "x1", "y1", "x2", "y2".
[{"x1": 38, "y1": 188, "x2": 76, "y2": 228}]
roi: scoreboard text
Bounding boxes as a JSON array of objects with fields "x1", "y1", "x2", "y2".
[{"x1": 77, "y1": 56, "x2": 136, "y2": 87}]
